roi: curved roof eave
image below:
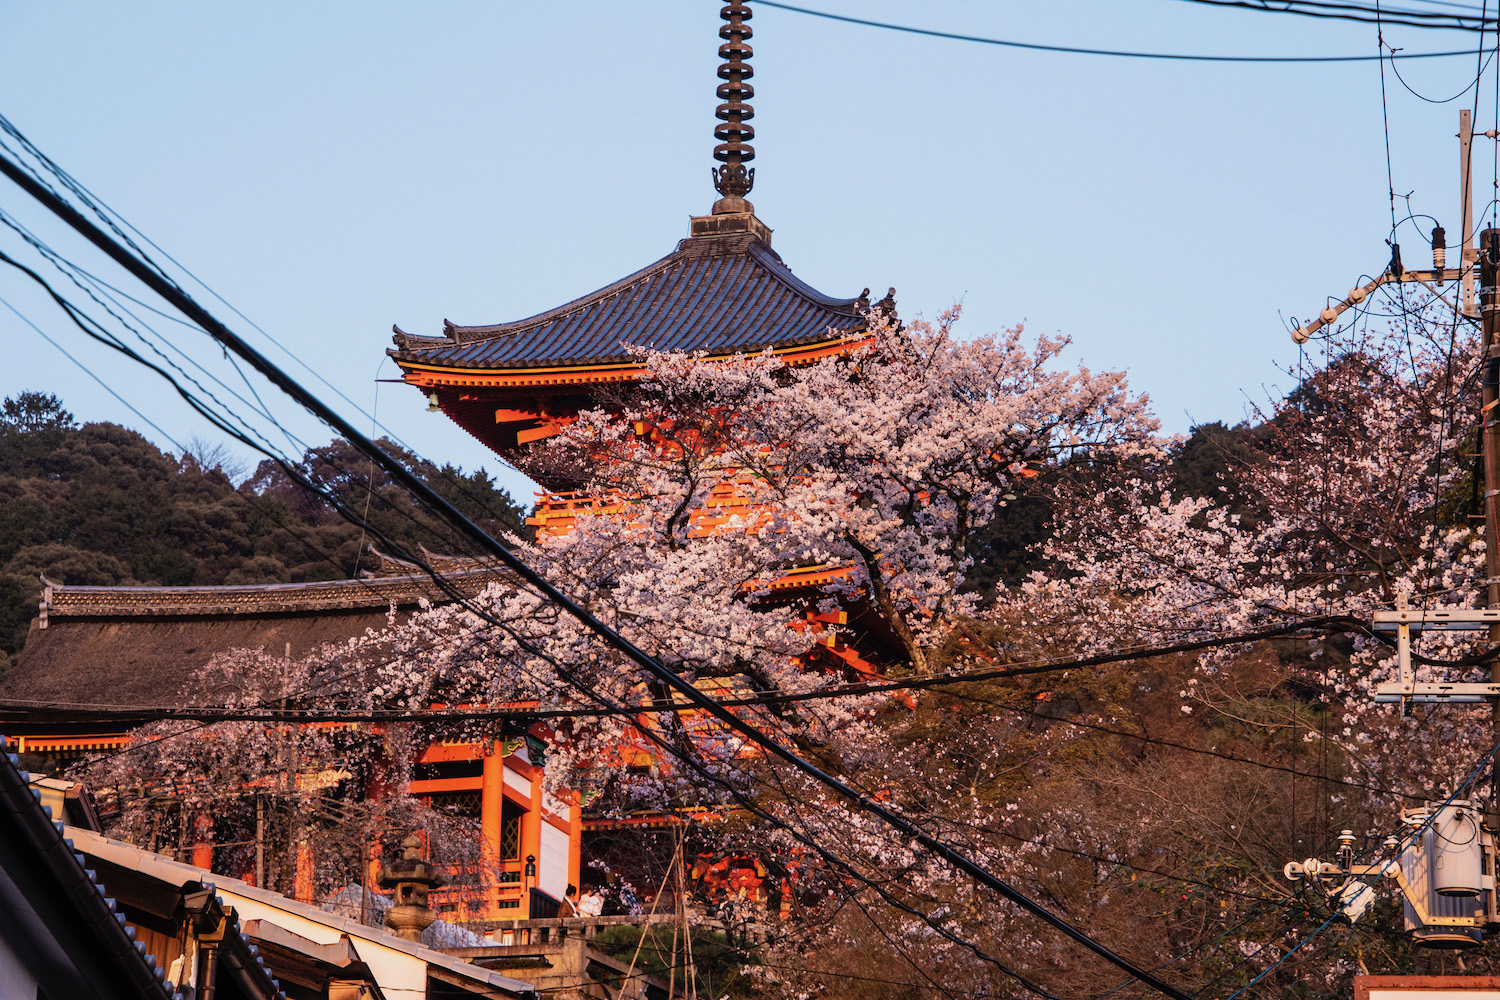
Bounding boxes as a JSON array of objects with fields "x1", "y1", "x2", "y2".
[{"x1": 389, "y1": 232, "x2": 867, "y2": 372}]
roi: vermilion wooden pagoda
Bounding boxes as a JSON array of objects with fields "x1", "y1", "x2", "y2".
[
  {"x1": 388, "y1": 1, "x2": 904, "y2": 912},
  {"x1": 389, "y1": 0, "x2": 876, "y2": 474},
  {"x1": 389, "y1": 216, "x2": 871, "y2": 465},
  {"x1": 388, "y1": 0, "x2": 900, "y2": 695}
]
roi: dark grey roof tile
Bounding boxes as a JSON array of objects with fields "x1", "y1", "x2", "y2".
[{"x1": 391, "y1": 234, "x2": 862, "y2": 370}]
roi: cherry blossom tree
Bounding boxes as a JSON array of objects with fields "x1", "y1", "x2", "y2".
[
  {"x1": 80, "y1": 293, "x2": 1500, "y2": 996},
  {"x1": 360, "y1": 308, "x2": 1158, "y2": 797}
]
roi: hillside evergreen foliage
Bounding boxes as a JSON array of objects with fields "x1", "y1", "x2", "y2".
[{"x1": 0, "y1": 391, "x2": 527, "y2": 677}]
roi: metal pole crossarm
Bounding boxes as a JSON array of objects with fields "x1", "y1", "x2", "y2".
[
  {"x1": 1372, "y1": 602, "x2": 1500, "y2": 706},
  {"x1": 1291, "y1": 267, "x2": 1473, "y2": 344},
  {"x1": 0, "y1": 150, "x2": 1195, "y2": 1000},
  {"x1": 1292, "y1": 113, "x2": 1483, "y2": 340},
  {"x1": 1371, "y1": 608, "x2": 1500, "y2": 631},
  {"x1": 1373, "y1": 684, "x2": 1500, "y2": 705},
  {"x1": 1288, "y1": 860, "x2": 1480, "y2": 927}
]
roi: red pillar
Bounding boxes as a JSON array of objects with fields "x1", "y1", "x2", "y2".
[
  {"x1": 481, "y1": 741, "x2": 506, "y2": 917},
  {"x1": 521, "y1": 764, "x2": 542, "y2": 918},
  {"x1": 190, "y1": 811, "x2": 214, "y2": 871},
  {"x1": 567, "y1": 792, "x2": 582, "y2": 895},
  {"x1": 295, "y1": 838, "x2": 314, "y2": 903}
]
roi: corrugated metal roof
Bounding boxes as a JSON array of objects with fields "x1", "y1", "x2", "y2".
[{"x1": 390, "y1": 232, "x2": 863, "y2": 370}]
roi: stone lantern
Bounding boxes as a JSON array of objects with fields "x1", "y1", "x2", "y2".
[{"x1": 378, "y1": 834, "x2": 444, "y2": 942}]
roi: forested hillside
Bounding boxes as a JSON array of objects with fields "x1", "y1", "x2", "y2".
[{"x1": 0, "y1": 390, "x2": 527, "y2": 676}]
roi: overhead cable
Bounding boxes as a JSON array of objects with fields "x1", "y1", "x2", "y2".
[
  {"x1": 0, "y1": 293, "x2": 187, "y2": 451},
  {"x1": 1174, "y1": 0, "x2": 1495, "y2": 29},
  {"x1": 0, "y1": 144, "x2": 1196, "y2": 1000},
  {"x1": 754, "y1": 0, "x2": 1479, "y2": 61}
]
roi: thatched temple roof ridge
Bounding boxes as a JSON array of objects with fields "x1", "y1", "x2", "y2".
[
  {"x1": 4, "y1": 560, "x2": 511, "y2": 712},
  {"x1": 38, "y1": 566, "x2": 508, "y2": 622}
]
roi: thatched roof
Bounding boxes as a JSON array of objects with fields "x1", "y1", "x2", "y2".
[{"x1": 0, "y1": 568, "x2": 507, "y2": 711}]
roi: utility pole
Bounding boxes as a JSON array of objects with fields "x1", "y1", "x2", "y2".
[
  {"x1": 668, "y1": 831, "x2": 682, "y2": 1000},
  {"x1": 1462, "y1": 110, "x2": 1477, "y2": 318},
  {"x1": 255, "y1": 794, "x2": 265, "y2": 889},
  {"x1": 1282, "y1": 112, "x2": 1500, "y2": 945},
  {"x1": 1482, "y1": 226, "x2": 1500, "y2": 808},
  {"x1": 1293, "y1": 108, "x2": 1481, "y2": 345}
]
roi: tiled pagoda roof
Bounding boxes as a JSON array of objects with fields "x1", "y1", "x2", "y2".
[{"x1": 389, "y1": 229, "x2": 865, "y2": 373}]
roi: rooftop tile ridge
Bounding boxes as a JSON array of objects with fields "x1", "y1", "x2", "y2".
[
  {"x1": 433, "y1": 246, "x2": 690, "y2": 346},
  {"x1": 390, "y1": 325, "x2": 451, "y2": 349},
  {"x1": 673, "y1": 230, "x2": 765, "y2": 259},
  {"x1": 40, "y1": 569, "x2": 511, "y2": 619},
  {"x1": 0, "y1": 761, "x2": 176, "y2": 1000},
  {"x1": 44, "y1": 568, "x2": 504, "y2": 599},
  {"x1": 741, "y1": 239, "x2": 864, "y2": 314}
]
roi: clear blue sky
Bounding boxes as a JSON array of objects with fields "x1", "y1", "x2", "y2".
[{"x1": 0, "y1": 2, "x2": 1489, "y2": 503}]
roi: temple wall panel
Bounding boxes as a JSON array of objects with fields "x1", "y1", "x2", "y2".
[{"x1": 539, "y1": 823, "x2": 570, "y2": 900}]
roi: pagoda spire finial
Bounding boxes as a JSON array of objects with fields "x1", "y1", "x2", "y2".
[{"x1": 710, "y1": 1, "x2": 755, "y2": 215}]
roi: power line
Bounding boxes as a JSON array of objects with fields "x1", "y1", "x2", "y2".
[
  {"x1": 957, "y1": 692, "x2": 1428, "y2": 802},
  {"x1": 1174, "y1": 0, "x2": 1496, "y2": 30},
  {"x1": 0, "y1": 606, "x2": 1459, "y2": 806},
  {"x1": 0, "y1": 113, "x2": 530, "y2": 552},
  {"x1": 0, "y1": 112, "x2": 525, "y2": 522},
  {"x1": 1388, "y1": 36, "x2": 1497, "y2": 100},
  {"x1": 1406, "y1": 0, "x2": 1493, "y2": 13},
  {"x1": 0, "y1": 689, "x2": 1424, "y2": 802},
  {"x1": 0, "y1": 140, "x2": 1197, "y2": 1000},
  {"x1": 0, "y1": 613, "x2": 1438, "y2": 717},
  {"x1": 0, "y1": 292, "x2": 187, "y2": 451},
  {"x1": 754, "y1": 0, "x2": 1480, "y2": 61},
  {"x1": 0, "y1": 216, "x2": 300, "y2": 465},
  {"x1": 0, "y1": 247, "x2": 1070, "y2": 995},
  {"x1": 0, "y1": 210, "x2": 307, "y2": 454}
]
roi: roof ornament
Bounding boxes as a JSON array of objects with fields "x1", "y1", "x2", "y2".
[{"x1": 711, "y1": 1, "x2": 756, "y2": 215}]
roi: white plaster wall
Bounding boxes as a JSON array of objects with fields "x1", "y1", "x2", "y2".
[{"x1": 540, "y1": 823, "x2": 569, "y2": 899}]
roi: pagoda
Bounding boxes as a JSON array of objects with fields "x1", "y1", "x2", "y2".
[
  {"x1": 387, "y1": 2, "x2": 905, "y2": 915},
  {"x1": 387, "y1": 0, "x2": 900, "y2": 713},
  {"x1": 386, "y1": 0, "x2": 904, "y2": 667},
  {"x1": 389, "y1": 0, "x2": 878, "y2": 480}
]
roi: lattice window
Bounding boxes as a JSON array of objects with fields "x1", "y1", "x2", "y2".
[
  {"x1": 426, "y1": 791, "x2": 482, "y2": 819},
  {"x1": 500, "y1": 798, "x2": 524, "y2": 860}
]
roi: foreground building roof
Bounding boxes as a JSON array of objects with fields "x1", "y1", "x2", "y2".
[
  {"x1": 68, "y1": 826, "x2": 538, "y2": 1000},
  {"x1": 0, "y1": 735, "x2": 180, "y2": 1000}
]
